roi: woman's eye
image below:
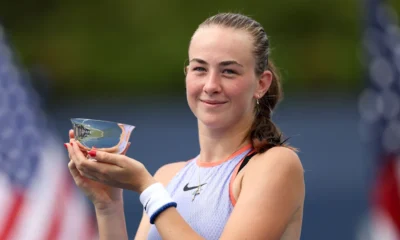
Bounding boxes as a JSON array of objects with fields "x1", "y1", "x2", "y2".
[
  {"x1": 222, "y1": 69, "x2": 237, "y2": 75},
  {"x1": 193, "y1": 67, "x2": 206, "y2": 72}
]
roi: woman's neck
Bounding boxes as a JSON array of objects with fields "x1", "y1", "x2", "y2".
[{"x1": 197, "y1": 119, "x2": 252, "y2": 163}]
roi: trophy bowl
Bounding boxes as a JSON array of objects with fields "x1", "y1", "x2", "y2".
[{"x1": 71, "y1": 118, "x2": 135, "y2": 154}]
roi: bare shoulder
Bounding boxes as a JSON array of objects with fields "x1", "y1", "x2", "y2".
[
  {"x1": 153, "y1": 161, "x2": 189, "y2": 187},
  {"x1": 241, "y1": 146, "x2": 305, "y2": 202},
  {"x1": 221, "y1": 147, "x2": 304, "y2": 239},
  {"x1": 248, "y1": 146, "x2": 304, "y2": 177}
]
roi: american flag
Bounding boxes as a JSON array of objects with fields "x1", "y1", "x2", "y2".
[
  {"x1": 358, "y1": 0, "x2": 400, "y2": 239},
  {"x1": 0, "y1": 25, "x2": 98, "y2": 239}
]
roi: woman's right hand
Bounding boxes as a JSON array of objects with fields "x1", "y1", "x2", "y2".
[{"x1": 66, "y1": 129, "x2": 130, "y2": 210}]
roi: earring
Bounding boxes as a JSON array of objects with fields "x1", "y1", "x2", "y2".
[{"x1": 256, "y1": 98, "x2": 259, "y2": 105}]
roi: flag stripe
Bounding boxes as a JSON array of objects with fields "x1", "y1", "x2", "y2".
[
  {"x1": 6, "y1": 145, "x2": 63, "y2": 240},
  {"x1": 372, "y1": 156, "x2": 400, "y2": 233},
  {"x1": 58, "y1": 187, "x2": 97, "y2": 240},
  {"x1": 0, "y1": 175, "x2": 12, "y2": 234},
  {"x1": 0, "y1": 192, "x2": 24, "y2": 240},
  {"x1": 46, "y1": 173, "x2": 73, "y2": 240},
  {"x1": 6, "y1": 139, "x2": 80, "y2": 240}
]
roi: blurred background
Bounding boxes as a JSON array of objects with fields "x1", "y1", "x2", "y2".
[{"x1": 1, "y1": 0, "x2": 400, "y2": 239}]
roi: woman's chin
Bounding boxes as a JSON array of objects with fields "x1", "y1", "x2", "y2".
[{"x1": 198, "y1": 117, "x2": 228, "y2": 130}]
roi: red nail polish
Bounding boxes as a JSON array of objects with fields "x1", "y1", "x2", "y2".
[
  {"x1": 64, "y1": 143, "x2": 68, "y2": 149},
  {"x1": 88, "y1": 150, "x2": 96, "y2": 157}
]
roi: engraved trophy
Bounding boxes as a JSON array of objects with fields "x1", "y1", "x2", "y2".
[{"x1": 71, "y1": 118, "x2": 135, "y2": 154}]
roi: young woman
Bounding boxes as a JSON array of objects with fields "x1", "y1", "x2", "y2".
[{"x1": 65, "y1": 12, "x2": 305, "y2": 240}]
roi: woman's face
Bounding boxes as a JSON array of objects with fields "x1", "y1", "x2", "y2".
[{"x1": 186, "y1": 25, "x2": 268, "y2": 130}]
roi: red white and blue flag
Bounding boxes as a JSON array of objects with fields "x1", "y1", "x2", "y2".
[
  {"x1": 358, "y1": 0, "x2": 400, "y2": 239},
  {"x1": 0, "y1": 25, "x2": 98, "y2": 240}
]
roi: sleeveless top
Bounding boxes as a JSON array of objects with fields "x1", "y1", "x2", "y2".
[{"x1": 147, "y1": 144, "x2": 254, "y2": 240}]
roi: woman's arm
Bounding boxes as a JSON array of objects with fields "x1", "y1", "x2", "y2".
[
  {"x1": 134, "y1": 162, "x2": 187, "y2": 240},
  {"x1": 219, "y1": 147, "x2": 305, "y2": 239},
  {"x1": 66, "y1": 140, "x2": 129, "y2": 240},
  {"x1": 153, "y1": 208, "x2": 204, "y2": 239},
  {"x1": 96, "y1": 200, "x2": 129, "y2": 240}
]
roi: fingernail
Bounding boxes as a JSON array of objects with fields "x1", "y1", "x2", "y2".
[
  {"x1": 88, "y1": 150, "x2": 96, "y2": 157},
  {"x1": 71, "y1": 142, "x2": 74, "y2": 146},
  {"x1": 64, "y1": 143, "x2": 68, "y2": 149}
]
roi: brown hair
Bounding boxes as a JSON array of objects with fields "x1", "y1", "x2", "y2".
[{"x1": 198, "y1": 13, "x2": 291, "y2": 153}]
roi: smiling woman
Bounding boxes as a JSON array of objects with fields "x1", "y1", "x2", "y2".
[{"x1": 65, "y1": 12, "x2": 305, "y2": 240}]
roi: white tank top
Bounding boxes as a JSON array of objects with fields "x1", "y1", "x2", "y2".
[{"x1": 147, "y1": 144, "x2": 253, "y2": 240}]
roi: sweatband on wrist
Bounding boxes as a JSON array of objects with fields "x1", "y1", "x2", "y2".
[{"x1": 139, "y1": 182, "x2": 177, "y2": 224}]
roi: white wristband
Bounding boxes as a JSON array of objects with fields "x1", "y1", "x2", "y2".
[{"x1": 139, "y1": 183, "x2": 177, "y2": 224}]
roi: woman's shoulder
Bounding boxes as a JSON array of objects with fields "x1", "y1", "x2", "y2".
[
  {"x1": 256, "y1": 146, "x2": 301, "y2": 165},
  {"x1": 245, "y1": 146, "x2": 304, "y2": 181},
  {"x1": 153, "y1": 160, "x2": 190, "y2": 187},
  {"x1": 238, "y1": 146, "x2": 305, "y2": 212}
]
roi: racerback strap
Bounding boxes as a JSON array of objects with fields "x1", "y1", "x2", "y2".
[{"x1": 237, "y1": 151, "x2": 257, "y2": 173}]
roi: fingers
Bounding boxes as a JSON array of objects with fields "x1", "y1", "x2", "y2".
[
  {"x1": 70, "y1": 141, "x2": 97, "y2": 171},
  {"x1": 88, "y1": 149, "x2": 125, "y2": 167},
  {"x1": 69, "y1": 129, "x2": 75, "y2": 139},
  {"x1": 66, "y1": 142, "x2": 77, "y2": 163},
  {"x1": 67, "y1": 144, "x2": 99, "y2": 179},
  {"x1": 71, "y1": 140, "x2": 87, "y2": 163},
  {"x1": 68, "y1": 160, "x2": 83, "y2": 183},
  {"x1": 68, "y1": 160, "x2": 78, "y2": 176},
  {"x1": 66, "y1": 140, "x2": 127, "y2": 187},
  {"x1": 68, "y1": 159, "x2": 100, "y2": 183},
  {"x1": 66, "y1": 142, "x2": 82, "y2": 175},
  {"x1": 66, "y1": 141, "x2": 87, "y2": 173},
  {"x1": 66, "y1": 142, "x2": 108, "y2": 187},
  {"x1": 70, "y1": 140, "x2": 114, "y2": 174}
]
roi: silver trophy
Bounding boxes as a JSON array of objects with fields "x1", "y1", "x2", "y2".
[{"x1": 71, "y1": 118, "x2": 135, "y2": 154}]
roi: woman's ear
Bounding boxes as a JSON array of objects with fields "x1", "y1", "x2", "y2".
[
  {"x1": 255, "y1": 70, "x2": 273, "y2": 98},
  {"x1": 183, "y1": 59, "x2": 189, "y2": 75}
]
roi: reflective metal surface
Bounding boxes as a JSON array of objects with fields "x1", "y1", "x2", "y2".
[{"x1": 71, "y1": 118, "x2": 135, "y2": 154}]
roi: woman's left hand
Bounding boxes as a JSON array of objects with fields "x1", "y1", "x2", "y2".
[{"x1": 69, "y1": 139, "x2": 156, "y2": 194}]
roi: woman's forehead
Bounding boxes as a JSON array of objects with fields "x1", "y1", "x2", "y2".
[{"x1": 189, "y1": 26, "x2": 254, "y2": 65}]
